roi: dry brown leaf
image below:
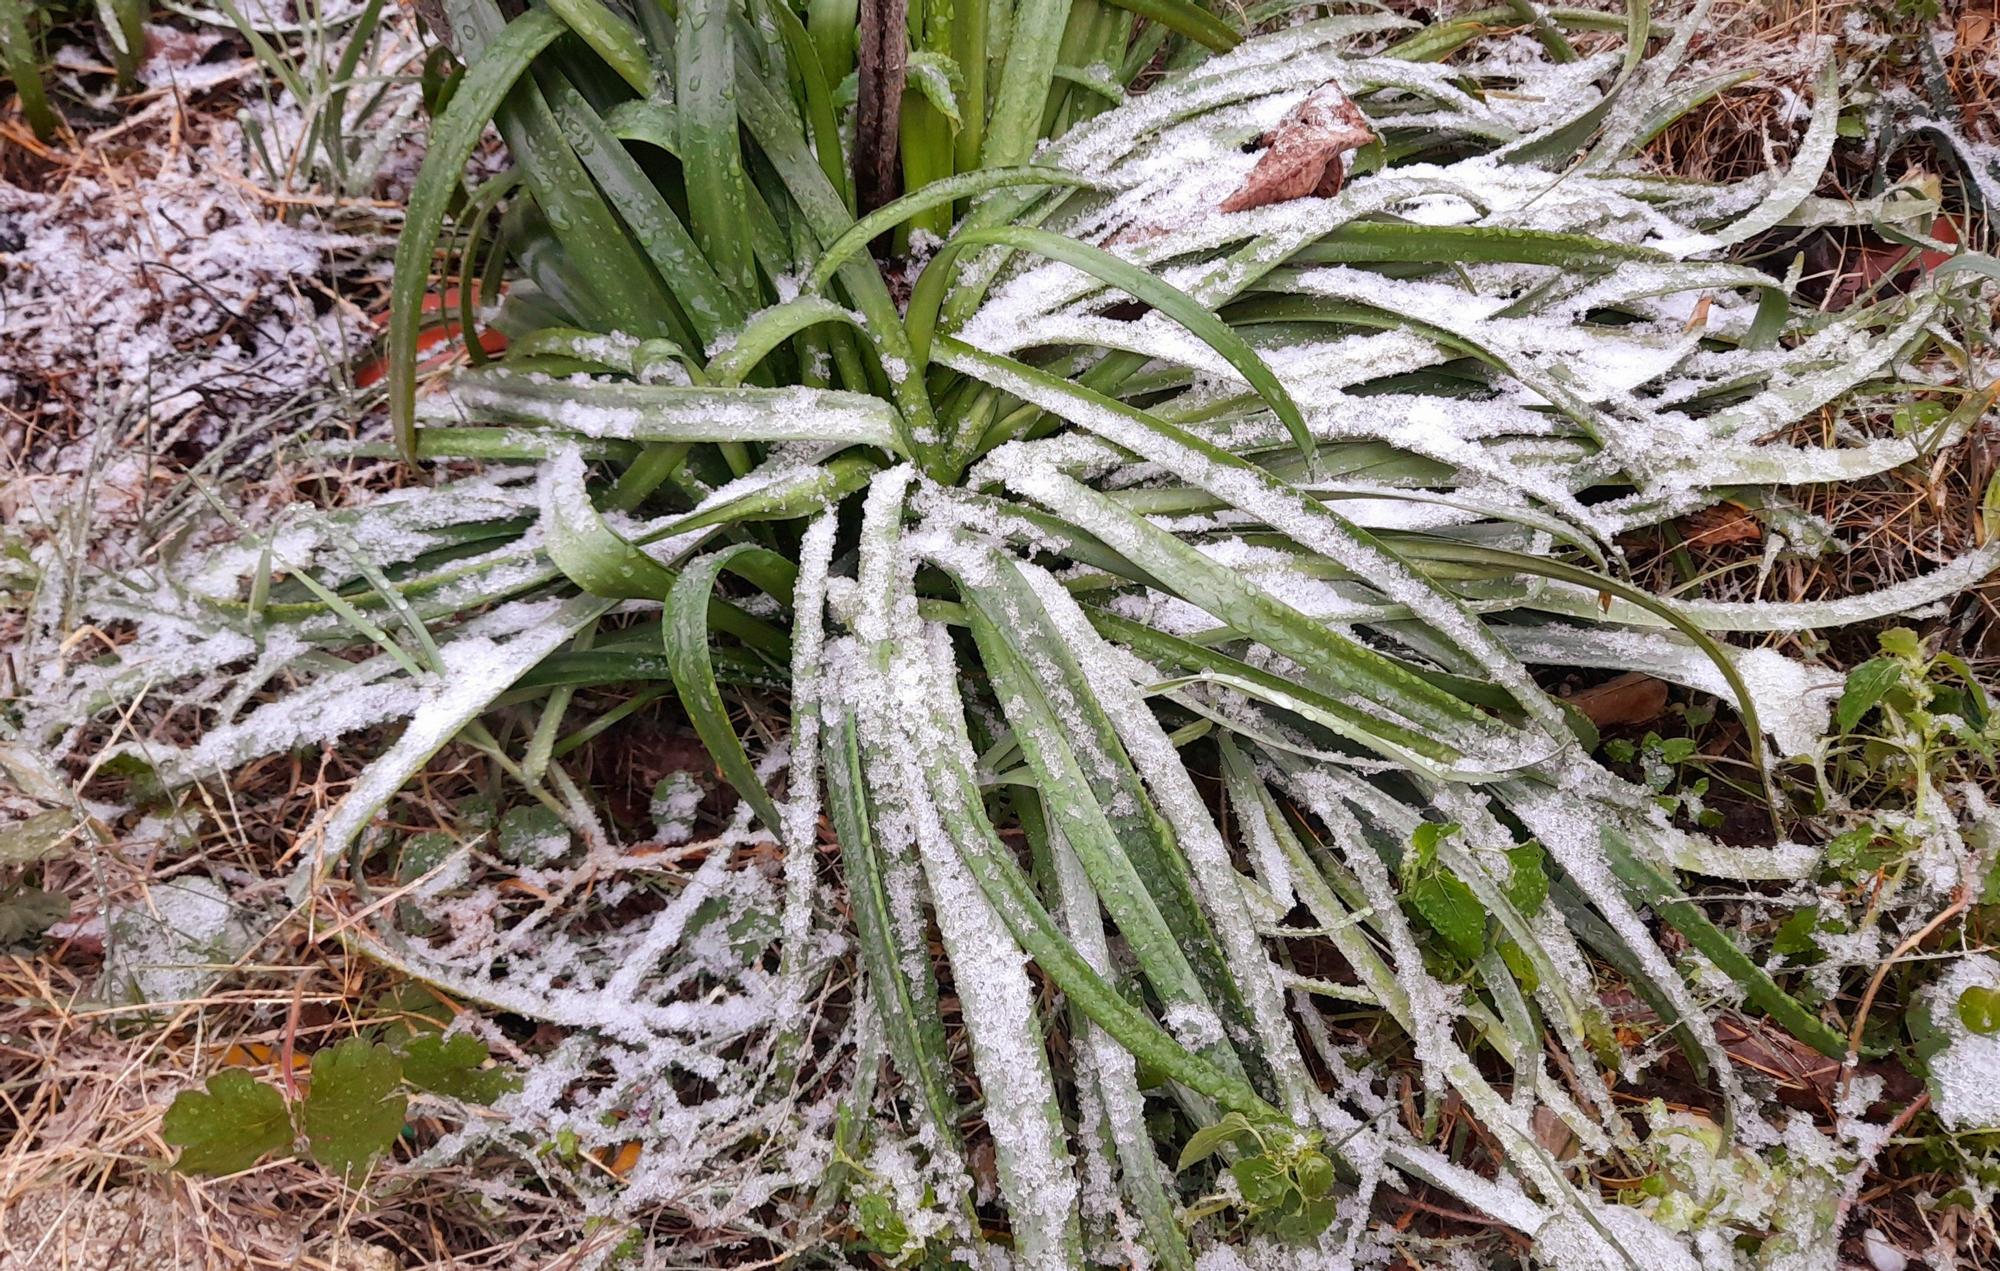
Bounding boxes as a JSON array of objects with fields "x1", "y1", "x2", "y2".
[
  {"x1": 1712, "y1": 1015, "x2": 1842, "y2": 1106},
  {"x1": 1531, "y1": 1106, "x2": 1578, "y2": 1161},
  {"x1": 1960, "y1": 12, "x2": 1995, "y2": 55},
  {"x1": 1680, "y1": 503, "x2": 1762, "y2": 547},
  {"x1": 143, "y1": 24, "x2": 227, "y2": 77},
  {"x1": 1220, "y1": 83, "x2": 1374, "y2": 213},
  {"x1": 1570, "y1": 672, "x2": 1669, "y2": 729}
]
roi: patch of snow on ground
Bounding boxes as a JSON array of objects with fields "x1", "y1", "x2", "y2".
[{"x1": 0, "y1": 144, "x2": 379, "y2": 433}]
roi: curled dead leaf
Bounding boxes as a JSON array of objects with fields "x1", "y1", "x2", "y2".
[
  {"x1": 1220, "y1": 83, "x2": 1374, "y2": 213},
  {"x1": 595, "y1": 1140, "x2": 643, "y2": 1177},
  {"x1": 1531, "y1": 1105, "x2": 1578, "y2": 1161},
  {"x1": 1570, "y1": 672, "x2": 1669, "y2": 729}
]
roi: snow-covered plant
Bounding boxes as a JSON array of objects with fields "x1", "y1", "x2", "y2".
[{"x1": 20, "y1": 0, "x2": 2000, "y2": 1264}]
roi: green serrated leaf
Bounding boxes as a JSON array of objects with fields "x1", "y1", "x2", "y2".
[
  {"x1": 1408, "y1": 871, "x2": 1485, "y2": 962},
  {"x1": 1773, "y1": 905, "x2": 1821, "y2": 958},
  {"x1": 1837, "y1": 657, "x2": 1904, "y2": 733},
  {"x1": 162, "y1": 1071, "x2": 294, "y2": 1175},
  {"x1": 1231, "y1": 1153, "x2": 1291, "y2": 1208},
  {"x1": 303, "y1": 1039, "x2": 408, "y2": 1176},
  {"x1": 1267, "y1": 1191, "x2": 1337, "y2": 1241},
  {"x1": 1294, "y1": 1151, "x2": 1333, "y2": 1199},
  {"x1": 399, "y1": 1033, "x2": 522, "y2": 1103},
  {"x1": 1878, "y1": 627, "x2": 1924, "y2": 660},
  {"x1": 1824, "y1": 825, "x2": 1885, "y2": 876},
  {"x1": 1655, "y1": 736, "x2": 1698, "y2": 765},
  {"x1": 1408, "y1": 820, "x2": 1458, "y2": 871},
  {"x1": 855, "y1": 1189, "x2": 913, "y2": 1255}
]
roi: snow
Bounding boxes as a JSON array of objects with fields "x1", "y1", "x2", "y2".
[
  {"x1": 1920, "y1": 954, "x2": 2000, "y2": 1131},
  {"x1": 102, "y1": 873, "x2": 253, "y2": 1007},
  {"x1": 0, "y1": 165, "x2": 374, "y2": 431}
]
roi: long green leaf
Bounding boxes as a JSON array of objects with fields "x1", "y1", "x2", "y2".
[
  {"x1": 389, "y1": 8, "x2": 569, "y2": 457},
  {"x1": 678, "y1": 0, "x2": 761, "y2": 304},
  {"x1": 911, "y1": 227, "x2": 1317, "y2": 467},
  {"x1": 666, "y1": 544, "x2": 797, "y2": 835},
  {"x1": 1601, "y1": 828, "x2": 1847, "y2": 1059}
]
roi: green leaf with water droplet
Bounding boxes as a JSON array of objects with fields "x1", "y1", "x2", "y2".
[
  {"x1": 1408, "y1": 870, "x2": 1485, "y2": 962},
  {"x1": 162, "y1": 1070, "x2": 293, "y2": 1175},
  {"x1": 302, "y1": 1039, "x2": 407, "y2": 1176}
]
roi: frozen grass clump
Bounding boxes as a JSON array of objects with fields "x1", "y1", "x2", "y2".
[{"x1": 21, "y1": 0, "x2": 2000, "y2": 1264}]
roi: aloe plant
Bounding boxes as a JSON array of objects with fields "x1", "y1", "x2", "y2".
[{"x1": 29, "y1": 0, "x2": 1998, "y2": 1263}]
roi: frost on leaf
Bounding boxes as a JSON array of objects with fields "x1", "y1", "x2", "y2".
[
  {"x1": 303, "y1": 1039, "x2": 409, "y2": 1176},
  {"x1": 1218, "y1": 82, "x2": 1374, "y2": 212},
  {"x1": 162, "y1": 1070, "x2": 294, "y2": 1175},
  {"x1": 1915, "y1": 955, "x2": 2000, "y2": 1130}
]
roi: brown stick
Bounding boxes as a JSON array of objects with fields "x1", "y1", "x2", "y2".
[
  {"x1": 854, "y1": 0, "x2": 907, "y2": 218},
  {"x1": 1841, "y1": 883, "x2": 1969, "y2": 1099}
]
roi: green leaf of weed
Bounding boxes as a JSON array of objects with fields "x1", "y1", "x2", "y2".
[
  {"x1": 162, "y1": 1071, "x2": 293, "y2": 1175},
  {"x1": 303, "y1": 1039, "x2": 408, "y2": 1176}
]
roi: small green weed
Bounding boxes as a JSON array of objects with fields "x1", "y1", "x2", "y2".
[
  {"x1": 162, "y1": 1033, "x2": 519, "y2": 1177},
  {"x1": 1178, "y1": 1111, "x2": 1336, "y2": 1241},
  {"x1": 1829, "y1": 627, "x2": 1997, "y2": 815}
]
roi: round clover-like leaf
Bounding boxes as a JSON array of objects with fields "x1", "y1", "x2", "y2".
[
  {"x1": 399, "y1": 1033, "x2": 521, "y2": 1104},
  {"x1": 1957, "y1": 985, "x2": 2000, "y2": 1036},
  {"x1": 303, "y1": 1039, "x2": 408, "y2": 1177},
  {"x1": 162, "y1": 1070, "x2": 293, "y2": 1176}
]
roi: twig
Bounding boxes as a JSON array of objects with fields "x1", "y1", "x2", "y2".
[{"x1": 1842, "y1": 884, "x2": 1970, "y2": 1098}]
